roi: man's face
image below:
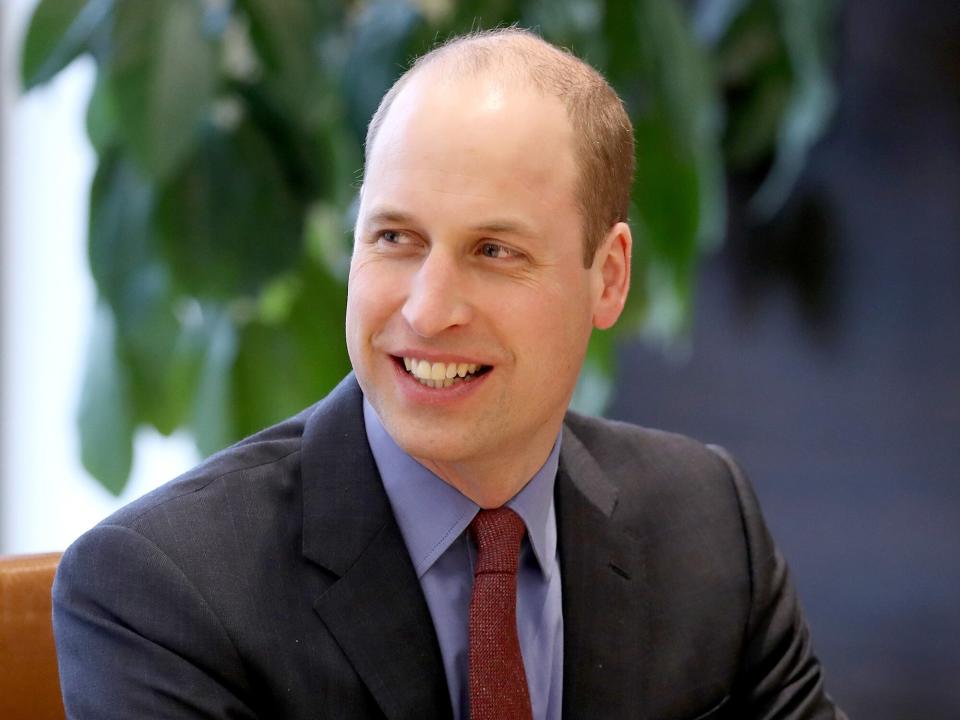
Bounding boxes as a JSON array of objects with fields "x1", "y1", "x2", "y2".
[{"x1": 346, "y1": 70, "x2": 608, "y2": 483}]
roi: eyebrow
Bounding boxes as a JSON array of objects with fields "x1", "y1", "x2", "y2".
[
  {"x1": 364, "y1": 209, "x2": 415, "y2": 227},
  {"x1": 470, "y1": 219, "x2": 538, "y2": 237},
  {"x1": 364, "y1": 208, "x2": 538, "y2": 238}
]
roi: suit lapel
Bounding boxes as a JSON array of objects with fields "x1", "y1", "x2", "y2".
[
  {"x1": 300, "y1": 377, "x2": 451, "y2": 720},
  {"x1": 558, "y1": 423, "x2": 652, "y2": 719}
]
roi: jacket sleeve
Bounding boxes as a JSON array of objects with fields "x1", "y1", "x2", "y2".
[
  {"x1": 709, "y1": 446, "x2": 848, "y2": 720},
  {"x1": 53, "y1": 523, "x2": 259, "y2": 719}
]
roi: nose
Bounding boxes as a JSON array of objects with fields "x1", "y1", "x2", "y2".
[{"x1": 401, "y1": 248, "x2": 472, "y2": 337}]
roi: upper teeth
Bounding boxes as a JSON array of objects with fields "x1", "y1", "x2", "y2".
[{"x1": 403, "y1": 357, "x2": 480, "y2": 380}]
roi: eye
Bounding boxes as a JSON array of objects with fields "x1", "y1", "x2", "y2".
[
  {"x1": 373, "y1": 229, "x2": 422, "y2": 251},
  {"x1": 378, "y1": 230, "x2": 405, "y2": 245},
  {"x1": 478, "y1": 241, "x2": 516, "y2": 259}
]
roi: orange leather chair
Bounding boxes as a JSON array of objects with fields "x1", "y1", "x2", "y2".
[{"x1": 0, "y1": 553, "x2": 66, "y2": 720}]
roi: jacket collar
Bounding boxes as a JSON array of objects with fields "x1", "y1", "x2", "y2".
[
  {"x1": 558, "y1": 421, "x2": 652, "y2": 718},
  {"x1": 300, "y1": 375, "x2": 452, "y2": 720}
]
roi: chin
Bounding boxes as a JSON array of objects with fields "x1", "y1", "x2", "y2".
[{"x1": 386, "y1": 425, "x2": 473, "y2": 465}]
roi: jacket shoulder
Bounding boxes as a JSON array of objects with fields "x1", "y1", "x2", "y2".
[
  {"x1": 99, "y1": 404, "x2": 313, "y2": 534},
  {"x1": 562, "y1": 410, "x2": 735, "y2": 500}
]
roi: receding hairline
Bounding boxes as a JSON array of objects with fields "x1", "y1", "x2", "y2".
[
  {"x1": 365, "y1": 28, "x2": 600, "y2": 162},
  {"x1": 412, "y1": 28, "x2": 588, "y2": 87}
]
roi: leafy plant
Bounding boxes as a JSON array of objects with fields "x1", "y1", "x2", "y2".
[{"x1": 21, "y1": 0, "x2": 837, "y2": 494}]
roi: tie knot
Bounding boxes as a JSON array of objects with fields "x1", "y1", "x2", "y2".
[{"x1": 470, "y1": 507, "x2": 525, "y2": 575}]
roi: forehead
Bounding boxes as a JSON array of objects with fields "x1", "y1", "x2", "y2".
[{"x1": 362, "y1": 69, "x2": 579, "y2": 222}]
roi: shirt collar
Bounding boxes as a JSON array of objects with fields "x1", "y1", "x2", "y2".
[{"x1": 363, "y1": 399, "x2": 560, "y2": 580}]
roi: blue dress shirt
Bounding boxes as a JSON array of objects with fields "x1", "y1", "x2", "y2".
[{"x1": 363, "y1": 400, "x2": 564, "y2": 719}]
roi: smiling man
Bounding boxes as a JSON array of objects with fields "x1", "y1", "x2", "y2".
[
  {"x1": 346, "y1": 43, "x2": 629, "y2": 510},
  {"x1": 53, "y1": 28, "x2": 845, "y2": 720}
]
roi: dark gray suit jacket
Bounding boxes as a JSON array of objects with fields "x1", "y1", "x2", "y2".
[{"x1": 53, "y1": 375, "x2": 844, "y2": 719}]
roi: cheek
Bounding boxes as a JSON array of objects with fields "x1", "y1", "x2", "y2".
[
  {"x1": 534, "y1": 270, "x2": 595, "y2": 328},
  {"x1": 345, "y1": 269, "x2": 381, "y2": 348},
  {"x1": 343, "y1": 297, "x2": 364, "y2": 368},
  {"x1": 348, "y1": 259, "x2": 393, "y2": 316},
  {"x1": 507, "y1": 286, "x2": 592, "y2": 354}
]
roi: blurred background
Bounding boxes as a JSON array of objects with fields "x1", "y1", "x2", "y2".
[{"x1": 2, "y1": 0, "x2": 958, "y2": 717}]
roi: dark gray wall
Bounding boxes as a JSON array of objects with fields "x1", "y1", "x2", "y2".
[{"x1": 608, "y1": 0, "x2": 960, "y2": 717}]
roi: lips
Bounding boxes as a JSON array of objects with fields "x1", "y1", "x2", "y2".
[{"x1": 399, "y1": 356, "x2": 491, "y2": 388}]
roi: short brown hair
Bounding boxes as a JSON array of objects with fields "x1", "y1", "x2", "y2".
[{"x1": 363, "y1": 28, "x2": 635, "y2": 266}]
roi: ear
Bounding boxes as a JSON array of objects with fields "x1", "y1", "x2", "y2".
[{"x1": 590, "y1": 221, "x2": 631, "y2": 330}]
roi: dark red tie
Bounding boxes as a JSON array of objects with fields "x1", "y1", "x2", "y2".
[{"x1": 468, "y1": 507, "x2": 532, "y2": 720}]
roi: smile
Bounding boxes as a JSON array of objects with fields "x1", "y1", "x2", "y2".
[{"x1": 399, "y1": 356, "x2": 491, "y2": 388}]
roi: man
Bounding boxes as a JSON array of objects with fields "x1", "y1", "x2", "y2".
[{"x1": 53, "y1": 28, "x2": 845, "y2": 720}]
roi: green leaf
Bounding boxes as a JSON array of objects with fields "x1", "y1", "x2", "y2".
[
  {"x1": 284, "y1": 262, "x2": 352, "y2": 395},
  {"x1": 571, "y1": 330, "x2": 616, "y2": 415},
  {"x1": 127, "y1": 300, "x2": 205, "y2": 436},
  {"x1": 633, "y1": 119, "x2": 702, "y2": 268},
  {"x1": 156, "y1": 119, "x2": 305, "y2": 298},
  {"x1": 191, "y1": 307, "x2": 239, "y2": 457},
  {"x1": 110, "y1": 0, "x2": 218, "y2": 183},
  {"x1": 89, "y1": 154, "x2": 204, "y2": 435},
  {"x1": 229, "y1": 79, "x2": 341, "y2": 203},
  {"x1": 442, "y1": 0, "x2": 521, "y2": 29},
  {"x1": 142, "y1": 306, "x2": 209, "y2": 435},
  {"x1": 232, "y1": 260, "x2": 350, "y2": 437},
  {"x1": 85, "y1": 72, "x2": 120, "y2": 154},
  {"x1": 716, "y1": 2, "x2": 786, "y2": 167},
  {"x1": 341, "y1": 0, "x2": 422, "y2": 142},
  {"x1": 237, "y1": 0, "x2": 330, "y2": 121},
  {"x1": 689, "y1": 0, "x2": 750, "y2": 45},
  {"x1": 715, "y1": 0, "x2": 837, "y2": 216},
  {"x1": 305, "y1": 201, "x2": 352, "y2": 281},
  {"x1": 604, "y1": 0, "x2": 724, "y2": 339},
  {"x1": 77, "y1": 302, "x2": 135, "y2": 496},
  {"x1": 751, "y1": 0, "x2": 837, "y2": 216},
  {"x1": 522, "y1": 0, "x2": 605, "y2": 61},
  {"x1": 111, "y1": 262, "x2": 203, "y2": 436},
  {"x1": 88, "y1": 153, "x2": 153, "y2": 308},
  {"x1": 20, "y1": 0, "x2": 112, "y2": 89},
  {"x1": 641, "y1": 257, "x2": 695, "y2": 341},
  {"x1": 238, "y1": 0, "x2": 314, "y2": 74},
  {"x1": 725, "y1": 71, "x2": 791, "y2": 168}
]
